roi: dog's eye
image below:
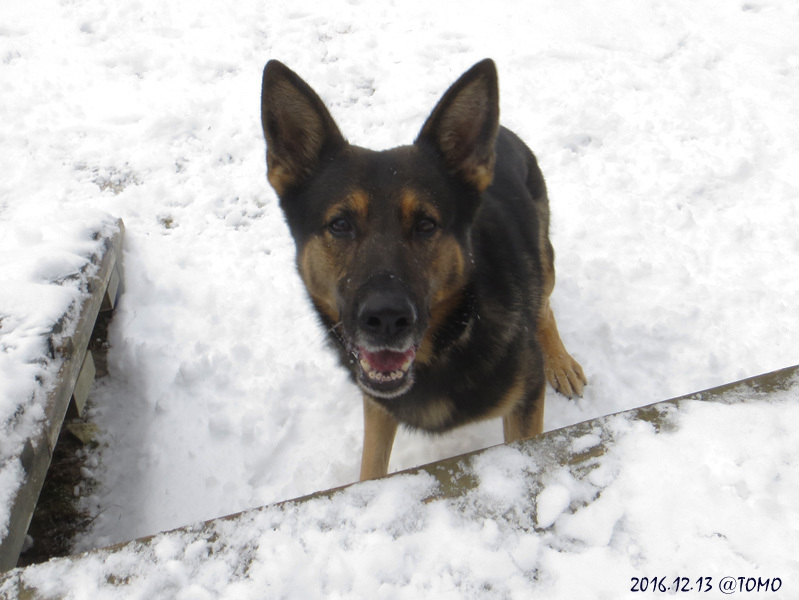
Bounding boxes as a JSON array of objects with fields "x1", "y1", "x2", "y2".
[
  {"x1": 328, "y1": 217, "x2": 354, "y2": 237},
  {"x1": 414, "y1": 218, "x2": 438, "y2": 236}
]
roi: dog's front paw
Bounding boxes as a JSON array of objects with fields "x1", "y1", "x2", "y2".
[{"x1": 544, "y1": 353, "x2": 587, "y2": 399}]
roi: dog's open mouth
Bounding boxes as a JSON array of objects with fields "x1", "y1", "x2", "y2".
[{"x1": 357, "y1": 345, "x2": 416, "y2": 397}]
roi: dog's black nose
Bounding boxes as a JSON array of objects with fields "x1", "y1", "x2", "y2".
[{"x1": 357, "y1": 289, "x2": 417, "y2": 341}]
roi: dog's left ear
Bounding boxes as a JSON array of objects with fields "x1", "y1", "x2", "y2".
[{"x1": 416, "y1": 59, "x2": 499, "y2": 192}]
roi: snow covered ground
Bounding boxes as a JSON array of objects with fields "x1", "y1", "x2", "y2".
[
  {"x1": 3, "y1": 381, "x2": 798, "y2": 599},
  {"x1": 1, "y1": 0, "x2": 798, "y2": 583}
]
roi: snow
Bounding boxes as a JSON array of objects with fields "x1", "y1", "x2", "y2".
[
  {"x1": 3, "y1": 393, "x2": 799, "y2": 598},
  {"x1": 1, "y1": 0, "x2": 799, "y2": 593},
  {"x1": 0, "y1": 212, "x2": 118, "y2": 537}
]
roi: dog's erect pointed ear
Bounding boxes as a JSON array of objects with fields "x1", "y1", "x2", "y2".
[
  {"x1": 261, "y1": 60, "x2": 346, "y2": 196},
  {"x1": 416, "y1": 59, "x2": 499, "y2": 192}
]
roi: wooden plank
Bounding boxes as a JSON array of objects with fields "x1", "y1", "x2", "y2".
[
  {"x1": 69, "y1": 351, "x2": 96, "y2": 418},
  {"x1": 0, "y1": 220, "x2": 124, "y2": 572},
  {"x1": 291, "y1": 363, "x2": 799, "y2": 506},
  {"x1": 51, "y1": 364, "x2": 799, "y2": 557},
  {"x1": 418, "y1": 363, "x2": 799, "y2": 502},
  {"x1": 0, "y1": 363, "x2": 795, "y2": 592},
  {"x1": 101, "y1": 261, "x2": 121, "y2": 312}
]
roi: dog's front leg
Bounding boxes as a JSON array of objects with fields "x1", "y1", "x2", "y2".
[{"x1": 359, "y1": 395, "x2": 398, "y2": 481}]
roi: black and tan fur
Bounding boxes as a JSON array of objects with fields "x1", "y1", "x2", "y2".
[{"x1": 260, "y1": 59, "x2": 586, "y2": 481}]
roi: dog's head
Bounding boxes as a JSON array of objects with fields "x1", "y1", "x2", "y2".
[{"x1": 260, "y1": 60, "x2": 499, "y2": 399}]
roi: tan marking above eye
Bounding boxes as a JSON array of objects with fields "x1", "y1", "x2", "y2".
[
  {"x1": 324, "y1": 189, "x2": 371, "y2": 226},
  {"x1": 349, "y1": 189, "x2": 370, "y2": 220},
  {"x1": 400, "y1": 188, "x2": 441, "y2": 233}
]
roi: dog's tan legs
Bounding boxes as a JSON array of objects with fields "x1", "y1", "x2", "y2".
[
  {"x1": 502, "y1": 386, "x2": 545, "y2": 443},
  {"x1": 538, "y1": 301, "x2": 587, "y2": 398},
  {"x1": 536, "y1": 231, "x2": 587, "y2": 398},
  {"x1": 360, "y1": 395, "x2": 398, "y2": 481}
]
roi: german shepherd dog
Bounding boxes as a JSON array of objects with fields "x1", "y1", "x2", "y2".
[{"x1": 260, "y1": 59, "x2": 586, "y2": 481}]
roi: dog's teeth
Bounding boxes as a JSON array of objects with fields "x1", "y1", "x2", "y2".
[
  {"x1": 401, "y1": 359, "x2": 412, "y2": 372},
  {"x1": 363, "y1": 364, "x2": 408, "y2": 384}
]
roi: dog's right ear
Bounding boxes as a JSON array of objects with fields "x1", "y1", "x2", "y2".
[{"x1": 260, "y1": 61, "x2": 346, "y2": 196}]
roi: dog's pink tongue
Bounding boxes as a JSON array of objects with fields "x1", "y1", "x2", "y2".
[{"x1": 360, "y1": 347, "x2": 415, "y2": 372}]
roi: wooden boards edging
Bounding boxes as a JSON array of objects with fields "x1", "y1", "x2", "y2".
[{"x1": 0, "y1": 220, "x2": 125, "y2": 572}]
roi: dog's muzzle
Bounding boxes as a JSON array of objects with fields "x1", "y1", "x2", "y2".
[{"x1": 350, "y1": 281, "x2": 421, "y2": 398}]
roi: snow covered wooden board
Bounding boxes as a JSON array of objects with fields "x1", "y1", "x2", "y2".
[
  {"x1": 420, "y1": 363, "x2": 799, "y2": 501},
  {"x1": 0, "y1": 220, "x2": 124, "y2": 572},
  {"x1": 1, "y1": 365, "x2": 796, "y2": 598}
]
